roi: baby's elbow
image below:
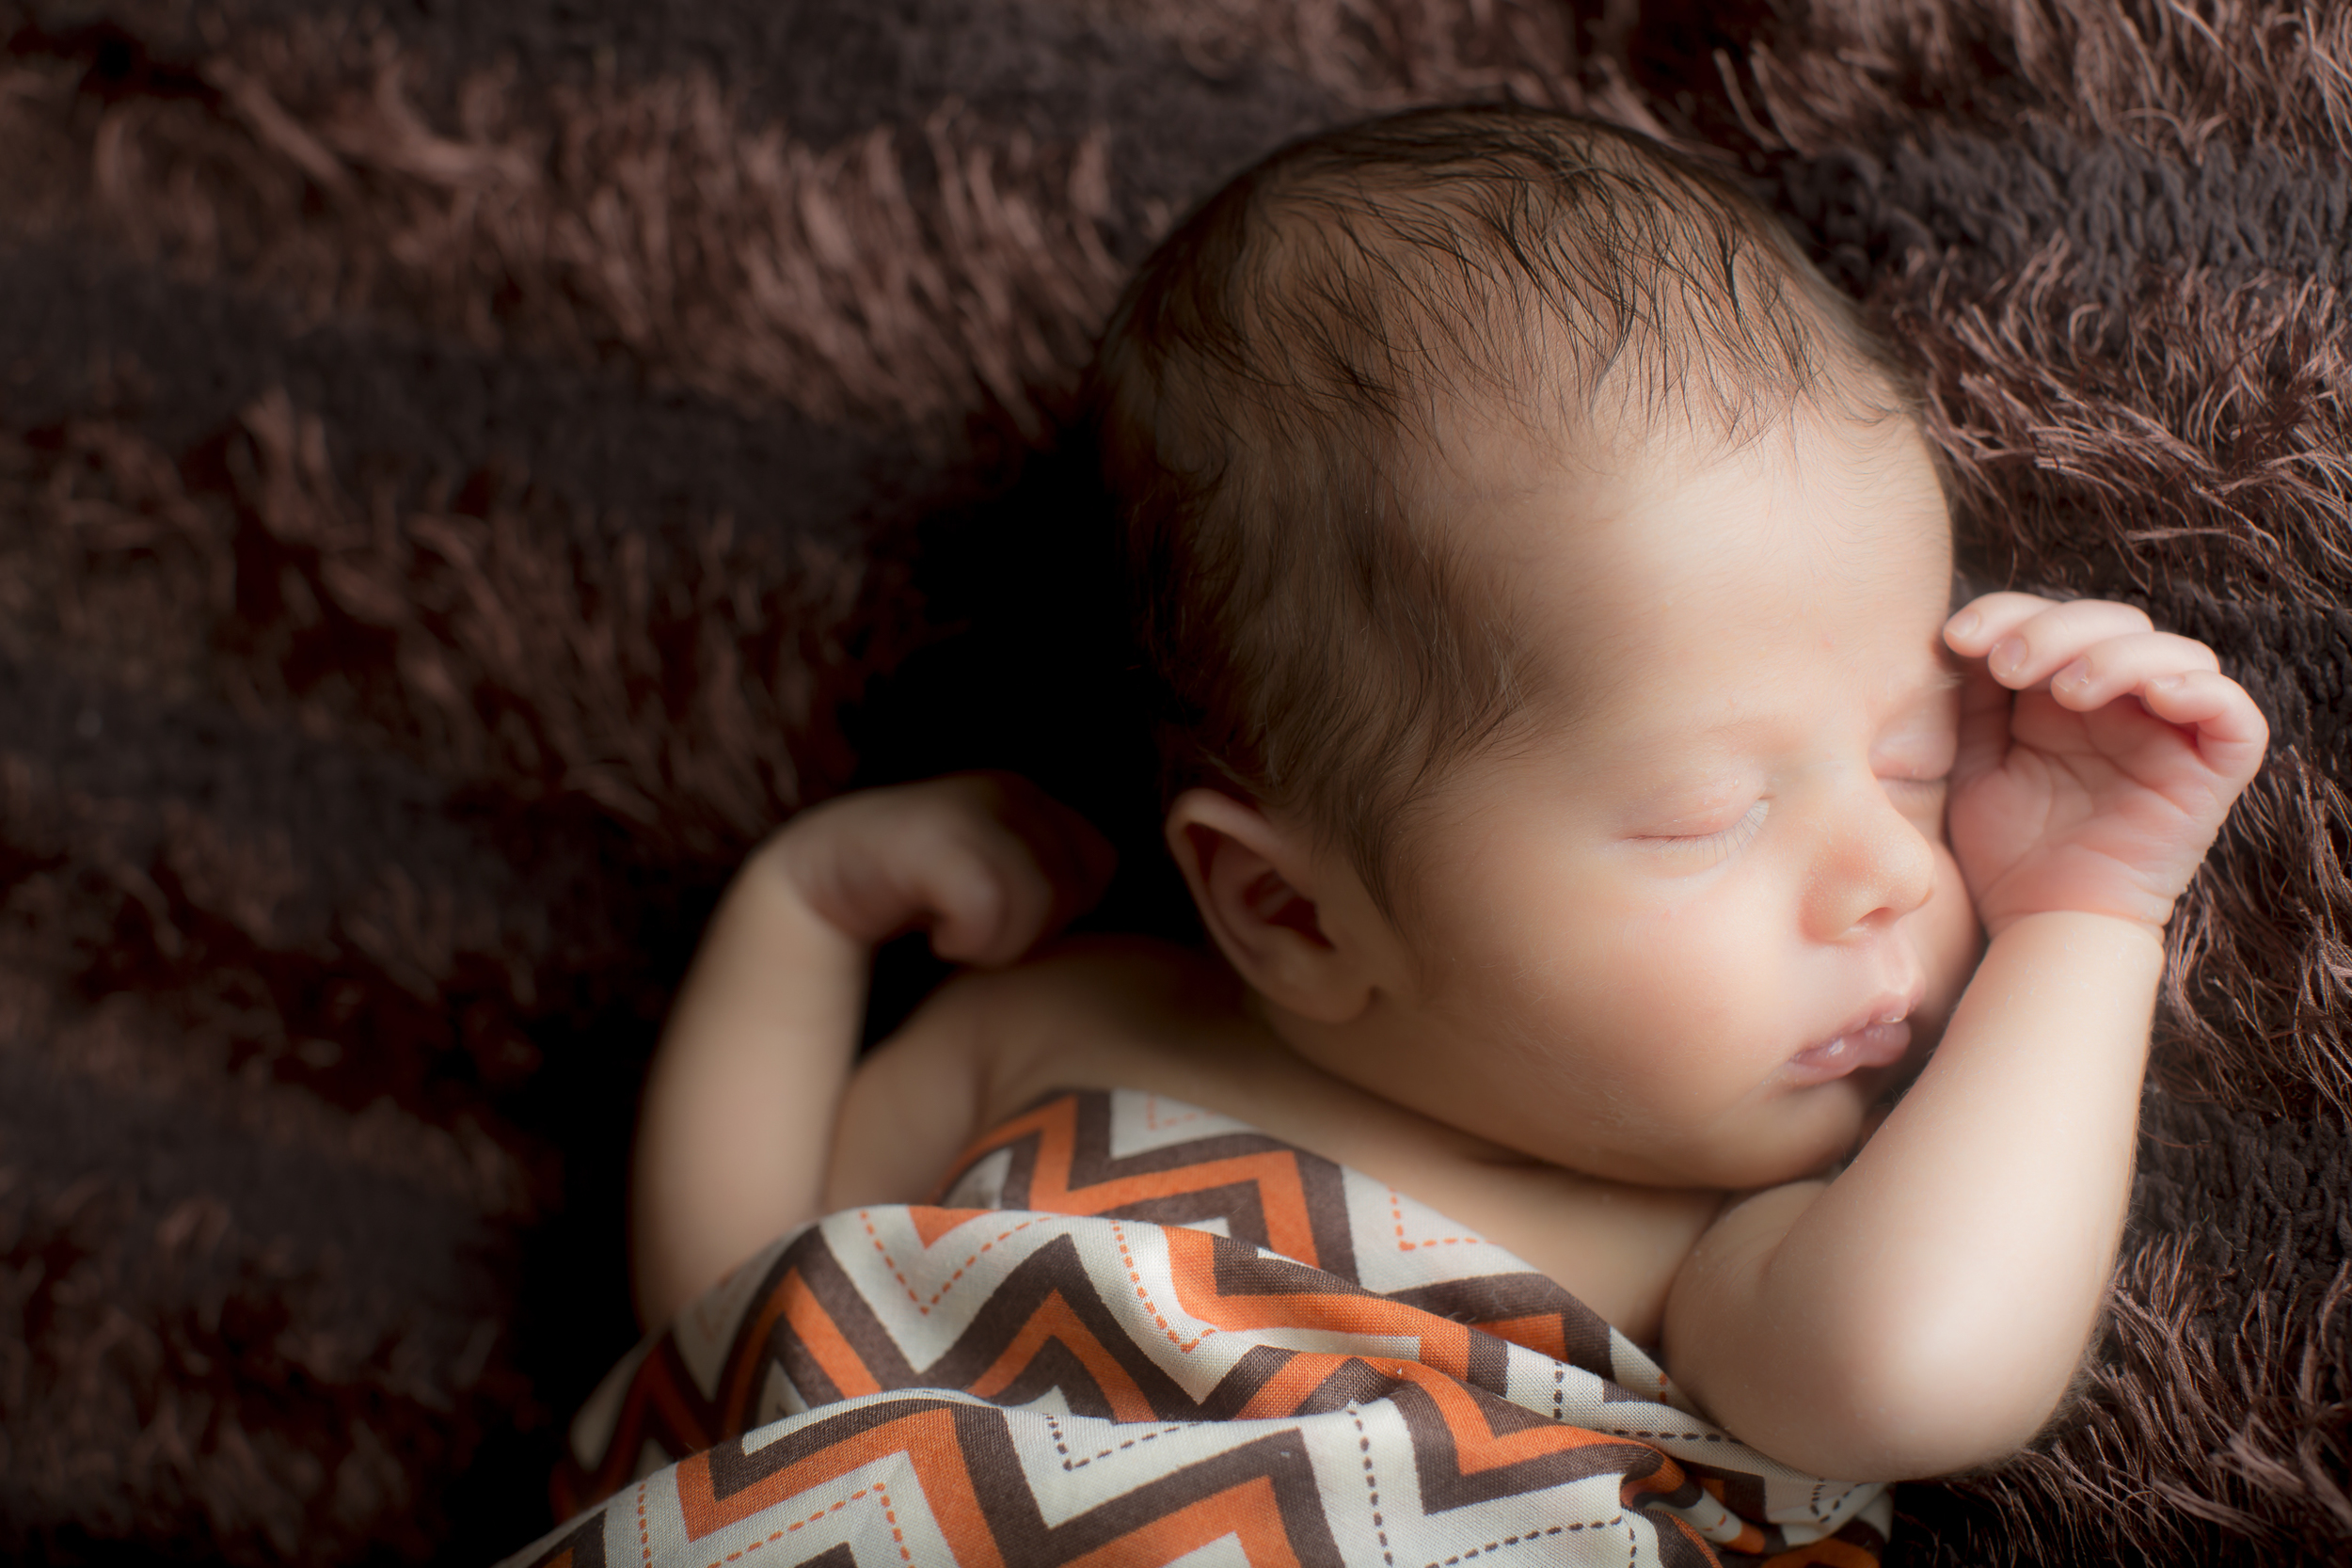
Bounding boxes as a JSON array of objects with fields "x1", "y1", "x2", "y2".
[{"x1": 1785, "y1": 1309, "x2": 2083, "y2": 1481}]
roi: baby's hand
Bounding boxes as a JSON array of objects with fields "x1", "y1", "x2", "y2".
[
  {"x1": 764, "y1": 773, "x2": 1116, "y2": 964},
  {"x1": 1942, "y1": 594, "x2": 2267, "y2": 936}
]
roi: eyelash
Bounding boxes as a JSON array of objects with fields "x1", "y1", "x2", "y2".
[
  {"x1": 1655, "y1": 800, "x2": 1769, "y2": 860},
  {"x1": 1649, "y1": 776, "x2": 1949, "y2": 860}
]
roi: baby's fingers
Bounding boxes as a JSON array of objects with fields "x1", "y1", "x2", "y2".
[
  {"x1": 922, "y1": 777, "x2": 1114, "y2": 967},
  {"x1": 921, "y1": 832, "x2": 1060, "y2": 966},
  {"x1": 2043, "y1": 631, "x2": 2218, "y2": 711},
  {"x1": 1944, "y1": 591, "x2": 2062, "y2": 657},
  {"x1": 776, "y1": 773, "x2": 1112, "y2": 965},
  {"x1": 1947, "y1": 594, "x2": 2154, "y2": 688},
  {"x1": 2137, "y1": 668, "x2": 2271, "y2": 783}
]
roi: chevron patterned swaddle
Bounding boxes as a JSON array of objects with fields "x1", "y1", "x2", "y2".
[{"x1": 511, "y1": 1090, "x2": 1891, "y2": 1567}]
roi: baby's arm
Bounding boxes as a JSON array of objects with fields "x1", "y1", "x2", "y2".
[
  {"x1": 629, "y1": 774, "x2": 1112, "y2": 1328},
  {"x1": 1664, "y1": 594, "x2": 2267, "y2": 1481}
]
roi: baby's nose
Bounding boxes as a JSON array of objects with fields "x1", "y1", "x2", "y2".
[{"x1": 1807, "y1": 789, "x2": 1937, "y2": 939}]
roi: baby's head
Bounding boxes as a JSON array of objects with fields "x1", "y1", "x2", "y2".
[{"x1": 1091, "y1": 106, "x2": 1982, "y2": 1190}]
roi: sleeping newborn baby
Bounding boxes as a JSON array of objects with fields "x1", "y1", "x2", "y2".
[{"x1": 628, "y1": 106, "x2": 2265, "y2": 1485}]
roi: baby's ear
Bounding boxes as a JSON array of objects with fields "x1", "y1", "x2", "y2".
[{"x1": 1164, "y1": 789, "x2": 1375, "y2": 1026}]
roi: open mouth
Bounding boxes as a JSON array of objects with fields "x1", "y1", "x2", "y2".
[{"x1": 1786, "y1": 990, "x2": 1924, "y2": 1084}]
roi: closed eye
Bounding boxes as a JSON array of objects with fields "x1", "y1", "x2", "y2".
[{"x1": 1642, "y1": 800, "x2": 1768, "y2": 863}]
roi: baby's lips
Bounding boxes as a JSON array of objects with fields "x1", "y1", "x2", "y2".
[
  {"x1": 1787, "y1": 1018, "x2": 1914, "y2": 1084},
  {"x1": 1797, "y1": 1024, "x2": 1910, "y2": 1071}
]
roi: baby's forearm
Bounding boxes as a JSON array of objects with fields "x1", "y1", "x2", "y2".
[
  {"x1": 627, "y1": 775, "x2": 1107, "y2": 1328},
  {"x1": 630, "y1": 840, "x2": 866, "y2": 1328},
  {"x1": 1678, "y1": 912, "x2": 2161, "y2": 1479}
]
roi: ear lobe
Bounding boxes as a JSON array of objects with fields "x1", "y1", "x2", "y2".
[{"x1": 1165, "y1": 789, "x2": 1372, "y2": 1026}]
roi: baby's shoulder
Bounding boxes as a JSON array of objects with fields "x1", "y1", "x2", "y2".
[
  {"x1": 917, "y1": 934, "x2": 1259, "y2": 1117},
  {"x1": 830, "y1": 937, "x2": 1242, "y2": 1211},
  {"x1": 880, "y1": 938, "x2": 1732, "y2": 1347},
  {"x1": 943, "y1": 933, "x2": 1240, "y2": 1032}
]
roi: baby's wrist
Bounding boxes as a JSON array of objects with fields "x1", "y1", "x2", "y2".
[
  {"x1": 1976, "y1": 878, "x2": 2181, "y2": 944},
  {"x1": 1980, "y1": 906, "x2": 2169, "y2": 957},
  {"x1": 743, "y1": 820, "x2": 875, "y2": 946},
  {"x1": 746, "y1": 819, "x2": 821, "y2": 893}
]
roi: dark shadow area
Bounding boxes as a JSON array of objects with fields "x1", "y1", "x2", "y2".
[{"x1": 845, "y1": 426, "x2": 1203, "y2": 1044}]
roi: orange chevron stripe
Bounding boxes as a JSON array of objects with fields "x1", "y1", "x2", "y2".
[
  {"x1": 1476, "y1": 1311, "x2": 1567, "y2": 1361},
  {"x1": 946, "y1": 1099, "x2": 1325, "y2": 1268},
  {"x1": 1058, "y1": 1475, "x2": 1306, "y2": 1568},
  {"x1": 674, "y1": 1406, "x2": 1006, "y2": 1568},
  {"x1": 643, "y1": 1359, "x2": 713, "y2": 1457},
  {"x1": 944, "y1": 1097, "x2": 1079, "y2": 1183},
  {"x1": 1232, "y1": 1351, "x2": 1356, "y2": 1420},
  {"x1": 1232, "y1": 1347, "x2": 1639, "y2": 1468},
  {"x1": 778, "y1": 1267, "x2": 882, "y2": 1400},
  {"x1": 1618, "y1": 1449, "x2": 1692, "y2": 1511},
  {"x1": 1692, "y1": 1480, "x2": 1769, "y2": 1555},
  {"x1": 554, "y1": 1352, "x2": 708, "y2": 1516},
  {"x1": 552, "y1": 1412, "x2": 636, "y2": 1511},
  {"x1": 1031, "y1": 1150, "x2": 1319, "y2": 1262},
  {"x1": 966, "y1": 1289, "x2": 1158, "y2": 1421},
  {"x1": 1163, "y1": 1227, "x2": 1472, "y2": 1378},
  {"x1": 1395, "y1": 1359, "x2": 1646, "y2": 1472},
  {"x1": 911, "y1": 1207, "x2": 991, "y2": 1247},
  {"x1": 1715, "y1": 1518, "x2": 1769, "y2": 1555},
  {"x1": 720, "y1": 1268, "x2": 814, "y2": 1433}
]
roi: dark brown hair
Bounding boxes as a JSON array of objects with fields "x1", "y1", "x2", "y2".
[{"x1": 1092, "y1": 104, "x2": 1915, "y2": 916}]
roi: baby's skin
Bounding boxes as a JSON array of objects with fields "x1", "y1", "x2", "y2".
[{"x1": 631, "y1": 405, "x2": 2266, "y2": 1483}]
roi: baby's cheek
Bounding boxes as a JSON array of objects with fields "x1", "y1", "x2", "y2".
[
  {"x1": 1593, "y1": 897, "x2": 1765, "y2": 1067},
  {"x1": 1918, "y1": 845, "x2": 1983, "y2": 1029}
]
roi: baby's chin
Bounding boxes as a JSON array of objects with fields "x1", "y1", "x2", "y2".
[
  {"x1": 1456, "y1": 1070, "x2": 1883, "y2": 1192},
  {"x1": 1649, "y1": 1085, "x2": 1880, "y2": 1191}
]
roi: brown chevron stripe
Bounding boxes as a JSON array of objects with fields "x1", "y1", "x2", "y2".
[
  {"x1": 837, "y1": 1229, "x2": 1198, "y2": 1412},
  {"x1": 684, "y1": 1402, "x2": 1003, "y2": 1560},
  {"x1": 562, "y1": 1224, "x2": 1241, "y2": 1506},
  {"x1": 13, "y1": 4, "x2": 2351, "y2": 1562},
  {"x1": 964, "y1": 1291, "x2": 1160, "y2": 1421},
  {"x1": 548, "y1": 1093, "x2": 1888, "y2": 1565},
  {"x1": 1383, "y1": 1275, "x2": 1621, "y2": 1385},
  {"x1": 946, "y1": 1091, "x2": 1359, "y2": 1276},
  {"x1": 1388, "y1": 1369, "x2": 1673, "y2": 1507},
  {"x1": 520, "y1": 1514, "x2": 611, "y2": 1568},
  {"x1": 688, "y1": 1401, "x2": 1346, "y2": 1568},
  {"x1": 1651, "y1": 1513, "x2": 1731, "y2": 1568},
  {"x1": 1179, "y1": 1228, "x2": 1491, "y2": 1383}
]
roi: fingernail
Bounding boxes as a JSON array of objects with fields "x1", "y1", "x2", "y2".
[
  {"x1": 1991, "y1": 636, "x2": 2027, "y2": 678},
  {"x1": 2148, "y1": 673, "x2": 2186, "y2": 693},
  {"x1": 1946, "y1": 608, "x2": 1980, "y2": 641},
  {"x1": 2054, "y1": 657, "x2": 2091, "y2": 695}
]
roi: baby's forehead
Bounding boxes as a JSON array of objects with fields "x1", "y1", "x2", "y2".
[
  {"x1": 1410, "y1": 393, "x2": 1953, "y2": 682},
  {"x1": 1409, "y1": 373, "x2": 1947, "y2": 549}
]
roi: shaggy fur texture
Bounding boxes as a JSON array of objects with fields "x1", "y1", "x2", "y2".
[
  {"x1": 1671, "y1": 5, "x2": 2352, "y2": 1560},
  {"x1": 0, "y1": 0, "x2": 2343, "y2": 1563}
]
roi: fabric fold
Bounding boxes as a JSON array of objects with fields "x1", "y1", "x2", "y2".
[{"x1": 516, "y1": 1089, "x2": 1889, "y2": 1567}]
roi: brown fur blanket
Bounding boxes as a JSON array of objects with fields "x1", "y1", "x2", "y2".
[{"x1": 0, "y1": 1, "x2": 2343, "y2": 1563}]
